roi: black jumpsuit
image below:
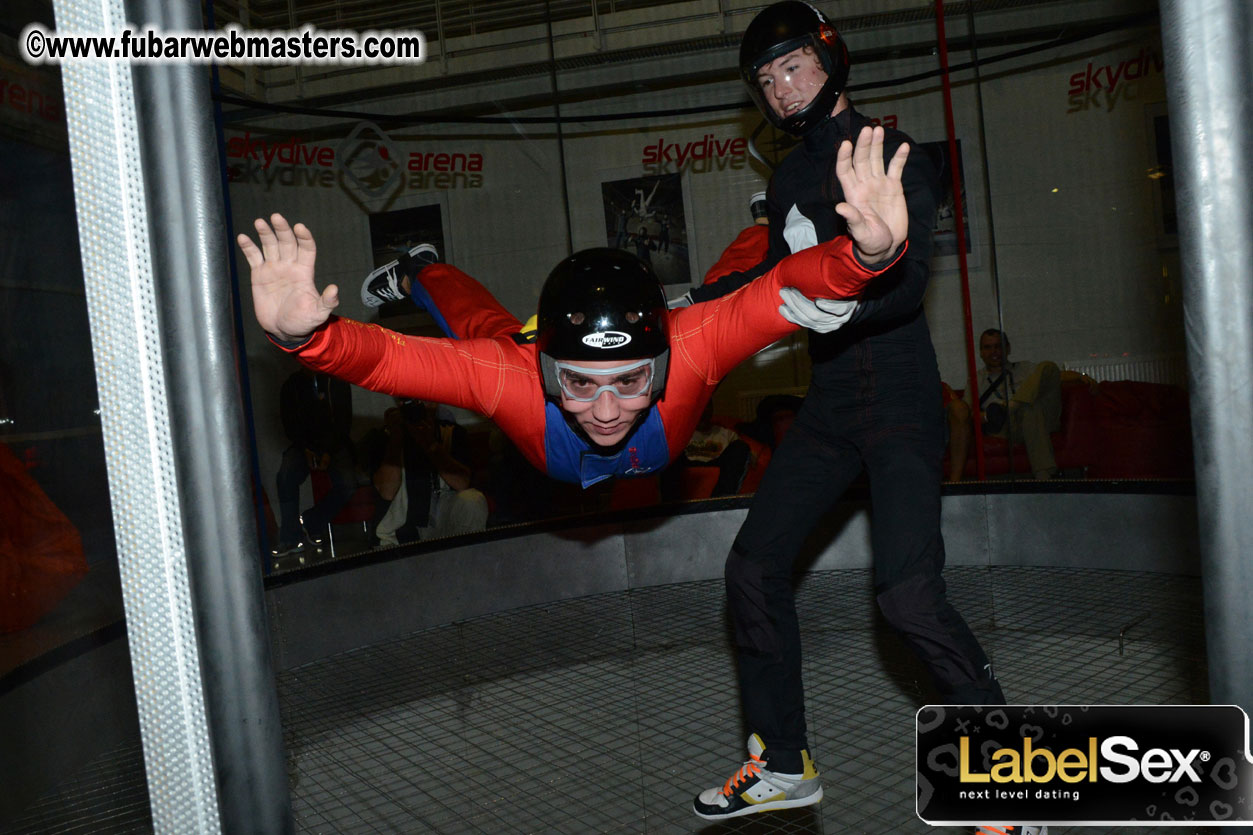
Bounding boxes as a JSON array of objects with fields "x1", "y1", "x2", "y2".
[{"x1": 690, "y1": 107, "x2": 1005, "y2": 768}]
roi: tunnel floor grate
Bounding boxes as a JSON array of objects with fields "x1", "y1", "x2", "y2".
[{"x1": 4, "y1": 567, "x2": 1214, "y2": 834}]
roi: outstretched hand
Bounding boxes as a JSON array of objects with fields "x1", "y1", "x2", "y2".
[
  {"x1": 238, "y1": 213, "x2": 338, "y2": 343},
  {"x1": 834, "y1": 125, "x2": 910, "y2": 264}
]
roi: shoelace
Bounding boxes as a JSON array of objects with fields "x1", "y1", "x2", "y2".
[
  {"x1": 720, "y1": 753, "x2": 766, "y2": 797},
  {"x1": 381, "y1": 266, "x2": 404, "y2": 296}
]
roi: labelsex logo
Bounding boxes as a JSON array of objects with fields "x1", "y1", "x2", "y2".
[{"x1": 960, "y1": 736, "x2": 1206, "y2": 785}]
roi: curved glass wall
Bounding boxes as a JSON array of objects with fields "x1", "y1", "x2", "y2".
[
  {"x1": 1, "y1": 0, "x2": 1199, "y2": 827},
  {"x1": 206, "y1": 0, "x2": 1188, "y2": 575}
]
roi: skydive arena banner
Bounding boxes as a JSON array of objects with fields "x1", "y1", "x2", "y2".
[{"x1": 917, "y1": 705, "x2": 1253, "y2": 826}]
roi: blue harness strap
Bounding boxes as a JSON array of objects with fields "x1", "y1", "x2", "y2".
[
  {"x1": 542, "y1": 402, "x2": 671, "y2": 488},
  {"x1": 402, "y1": 254, "x2": 458, "y2": 339}
]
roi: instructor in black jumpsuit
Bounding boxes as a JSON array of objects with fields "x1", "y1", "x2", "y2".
[{"x1": 691, "y1": 1, "x2": 1006, "y2": 821}]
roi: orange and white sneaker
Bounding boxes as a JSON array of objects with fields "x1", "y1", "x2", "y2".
[
  {"x1": 976, "y1": 827, "x2": 1048, "y2": 834},
  {"x1": 692, "y1": 734, "x2": 822, "y2": 820}
]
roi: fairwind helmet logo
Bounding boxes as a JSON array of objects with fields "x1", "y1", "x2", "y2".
[{"x1": 582, "y1": 331, "x2": 631, "y2": 349}]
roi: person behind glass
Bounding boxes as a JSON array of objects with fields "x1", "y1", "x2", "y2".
[
  {"x1": 273, "y1": 367, "x2": 357, "y2": 557},
  {"x1": 701, "y1": 191, "x2": 771, "y2": 290},
  {"x1": 632, "y1": 226, "x2": 655, "y2": 265},
  {"x1": 659, "y1": 398, "x2": 752, "y2": 502},
  {"x1": 613, "y1": 205, "x2": 629, "y2": 250},
  {"x1": 237, "y1": 126, "x2": 908, "y2": 493},
  {"x1": 688, "y1": 3, "x2": 1019, "y2": 825},
  {"x1": 954, "y1": 328, "x2": 1096, "y2": 481},
  {"x1": 367, "y1": 398, "x2": 488, "y2": 544}
]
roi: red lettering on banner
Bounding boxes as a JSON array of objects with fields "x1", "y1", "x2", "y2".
[
  {"x1": 1066, "y1": 46, "x2": 1164, "y2": 112},
  {"x1": 639, "y1": 133, "x2": 748, "y2": 169},
  {"x1": 0, "y1": 75, "x2": 61, "y2": 123},
  {"x1": 406, "y1": 151, "x2": 484, "y2": 173},
  {"x1": 224, "y1": 131, "x2": 337, "y2": 169}
]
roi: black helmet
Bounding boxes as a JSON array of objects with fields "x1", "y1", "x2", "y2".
[
  {"x1": 749, "y1": 190, "x2": 769, "y2": 220},
  {"x1": 536, "y1": 248, "x2": 670, "y2": 402},
  {"x1": 739, "y1": 1, "x2": 850, "y2": 137}
]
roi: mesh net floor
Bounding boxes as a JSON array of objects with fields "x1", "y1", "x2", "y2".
[{"x1": 4, "y1": 567, "x2": 1216, "y2": 834}]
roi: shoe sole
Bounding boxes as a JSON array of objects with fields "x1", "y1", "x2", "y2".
[
  {"x1": 693, "y1": 785, "x2": 823, "y2": 820},
  {"x1": 410, "y1": 243, "x2": 439, "y2": 263}
]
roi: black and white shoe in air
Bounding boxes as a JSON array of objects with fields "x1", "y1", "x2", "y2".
[{"x1": 360, "y1": 243, "x2": 440, "y2": 308}]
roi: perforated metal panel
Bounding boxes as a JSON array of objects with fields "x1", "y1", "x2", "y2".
[{"x1": 52, "y1": 0, "x2": 221, "y2": 831}]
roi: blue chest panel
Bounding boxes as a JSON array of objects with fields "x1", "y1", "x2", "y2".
[{"x1": 543, "y1": 402, "x2": 671, "y2": 488}]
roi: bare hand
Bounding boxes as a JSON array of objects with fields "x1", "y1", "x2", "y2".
[
  {"x1": 237, "y1": 213, "x2": 338, "y2": 343},
  {"x1": 834, "y1": 126, "x2": 910, "y2": 264}
]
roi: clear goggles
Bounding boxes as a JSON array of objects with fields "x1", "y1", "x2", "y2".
[{"x1": 553, "y1": 358, "x2": 655, "y2": 402}]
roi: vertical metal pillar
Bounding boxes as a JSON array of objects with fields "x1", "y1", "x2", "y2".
[
  {"x1": 128, "y1": 0, "x2": 293, "y2": 830},
  {"x1": 1159, "y1": 0, "x2": 1253, "y2": 711},
  {"x1": 54, "y1": 0, "x2": 293, "y2": 829},
  {"x1": 52, "y1": 0, "x2": 222, "y2": 829}
]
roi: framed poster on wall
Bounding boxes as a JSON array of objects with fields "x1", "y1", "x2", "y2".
[
  {"x1": 600, "y1": 172, "x2": 691, "y2": 286},
  {"x1": 920, "y1": 138, "x2": 978, "y2": 272},
  {"x1": 367, "y1": 200, "x2": 449, "y2": 326}
]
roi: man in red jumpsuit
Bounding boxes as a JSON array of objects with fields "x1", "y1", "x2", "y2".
[
  {"x1": 704, "y1": 190, "x2": 770, "y2": 286},
  {"x1": 239, "y1": 127, "x2": 908, "y2": 488}
]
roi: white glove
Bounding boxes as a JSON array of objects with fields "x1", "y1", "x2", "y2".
[
  {"x1": 777, "y1": 287, "x2": 859, "y2": 333},
  {"x1": 667, "y1": 291, "x2": 693, "y2": 309}
]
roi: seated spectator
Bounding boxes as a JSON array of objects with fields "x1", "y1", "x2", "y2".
[
  {"x1": 952, "y1": 329, "x2": 1096, "y2": 480},
  {"x1": 274, "y1": 367, "x2": 358, "y2": 557},
  {"x1": 942, "y1": 382, "x2": 971, "y2": 482},
  {"x1": 704, "y1": 191, "x2": 770, "y2": 285},
  {"x1": 364, "y1": 399, "x2": 488, "y2": 545},
  {"x1": 482, "y1": 431, "x2": 557, "y2": 526},
  {"x1": 632, "y1": 227, "x2": 655, "y2": 265},
  {"x1": 734, "y1": 393, "x2": 804, "y2": 450},
  {"x1": 660, "y1": 400, "x2": 753, "y2": 501},
  {"x1": 670, "y1": 190, "x2": 770, "y2": 309}
]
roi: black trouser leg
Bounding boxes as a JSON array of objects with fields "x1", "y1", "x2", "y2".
[
  {"x1": 864, "y1": 425, "x2": 1005, "y2": 704},
  {"x1": 726, "y1": 412, "x2": 863, "y2": 764}
]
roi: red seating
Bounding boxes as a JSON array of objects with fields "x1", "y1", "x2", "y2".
[
  {"x1": 608, "y1": 476, "x2": 661, "y2": 510},
  {"x1": 677, "y1": 466, "x2": 721, "y2": 501},
  {"x1": 971, "y1": 381, "x2": 1097, "y2": 476},
  {"x1": 947, "y1": 380, "x2": 1192, "y2": 479},
  {"x1": 1087, "y1": 381, "x2": 1193, "y2": 479}
]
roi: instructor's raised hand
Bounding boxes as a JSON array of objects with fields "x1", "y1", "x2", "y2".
[
  {"x1": 834, "y1": 125, "x2": 910, "y2": 264},
  {"x1": 238, "y1": 213, "x2": 338, "y2": 343}
]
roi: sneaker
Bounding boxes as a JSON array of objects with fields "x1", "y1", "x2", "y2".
[
  {"x1": 360, "y1": 243, "x2": 440, "y2": 308},
  {"x1": 299, "y1": 514, "x2": 328, "y2": 553},
  {"x1": 693, "y1": 734, "x2": 822, "y2": 820},
  {"x1": 270, "y1": 540, "x2": 307, "y2": 568},
  {"x1": 270, "y1": 540, "x2": 306, "y2": 558},
  {"x1": 299, "y1": 524, "x2": 325, "y2": 549},
  {"x1": 975, "y1": 827, "x2": 1048, "y2": 834}
]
